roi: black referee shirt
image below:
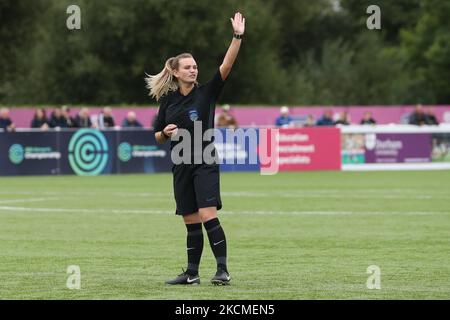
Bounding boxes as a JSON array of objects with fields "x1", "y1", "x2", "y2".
[{"x1": 154, "y1": 69, "x2": 226, "y2": 162}]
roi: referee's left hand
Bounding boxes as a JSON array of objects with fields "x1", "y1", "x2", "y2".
[{"x1": 231, "y1": 12, "x2": 245, "y2": 35}]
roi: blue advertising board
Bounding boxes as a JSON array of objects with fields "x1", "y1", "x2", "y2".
[
  {"x1": 216, "y1": 128, "x2": 260, "y2": 172},
  {"x1": 0, "y1": 129, "x2": 172, "y2": 176}
]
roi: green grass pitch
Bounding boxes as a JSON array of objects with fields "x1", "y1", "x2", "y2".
[{"x1": 0, "y1": 170, "x2": 449, "y2": 299}]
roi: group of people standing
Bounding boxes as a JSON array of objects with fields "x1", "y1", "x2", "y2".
[
  {"x1": 0, "y1": 104, "x2": 442, "y2": 133},
  {"x1": 275, "y1": 107, "x2": 377, "y2": 127},
  {"x1": 32, "y1": 106, "x2": 144, "y2": 130},
  {"x1": 274, "y1": 104, "x2": 440, "y2": 128},
  {"x1": 407, "y1": 104, "x2": 439, "y2": 126},
  {"x1": 0, "y1": 106, "x2": 144, "y2": 131}
]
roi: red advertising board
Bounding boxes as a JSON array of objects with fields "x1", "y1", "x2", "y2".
[{"x1": 278, "y1": 128, "x2": 341, "y2": 171}]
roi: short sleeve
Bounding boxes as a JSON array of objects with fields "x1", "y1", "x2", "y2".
[
  {"x1": 205, "y1": 69, "x2": 226, "y2": 100},
  {"x1": 153, "y1": 96, "x2": 168, "y2": 132}
]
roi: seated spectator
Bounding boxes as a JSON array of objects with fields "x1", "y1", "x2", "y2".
[
  {"x1": 74, "y1": 107, "x2": 96, "y2": 128},
  {"x1": 316, "y1": 109, "x2": 334, "y2": 126},
  {"x1": 30, "y1": 108, "x2": 49, "y2": 130},
  {"x1": 275, "y1": 106, "x2": 293, "y2": 127},
  {"x1": 49, "y1": 107, "x2": 69, "y2": 128},
  {"x1": 426, "y1": 106, "x2": 439, "y2": 125},
  {"x1": 216, "y1": 104, "x2": 238, "y2": 129},
  {"x1": 303, "y1": 115, "x2": 315, "y2": 127},
  {"x1": 360, "y1": 111, "x2": 377, "y2": 125},
  {"x1": 334, "y1": 111, "x2": 350, "y2": 125},
  {"x1": 409, "y1": 104, "x2": 428, "y2": 126},
  {"x1": 61, "y1": 105, "x2": 76, "y2": 128},
  {"x1": 98, "y1": 107, "x2": 116, "y2": 129},
  {"x1": 0, "y1": 107, "x2": 15, "y2": 131},
  {"x1": 122, "y1": 111, "x2": 143, "y2": 128}
]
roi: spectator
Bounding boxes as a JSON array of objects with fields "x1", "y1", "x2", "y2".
[
  {"x1": 49, "y1": 107, "x2": 69, "y2": 128},
  {"x1": 360, "y1": 111, "x2": 377, "y2": 125},
  {"x1": 98, "y1": 107, "x2": 116, "y2": 129},
  {"x1": 216, "y1": 104, "x2": 238, "y2": 129},
  {"x1": 334, "y1": 111, "x2": 350, "y2": 125},
  {"x1": 30, "y1": 108, "x2": 49, "y2": 130},
  {"x1": 316, "y1": 109, "x2": 334, "y2": 126},
  {"x1": 61, "y1": 105, "x2": 76, "y2": 128},
  {"x1": 303, "y1": 115, "x2": 315, "y2": 127},
  {"x1": 0, "y1": 107, "x2": 15, "y2": 131},
  {"x1": 122, "y1": 111, "x2": 143, "y2": 128},
  {"x1": 426, "y1": 107, "x2": 439, "y2": 125},
  {"x1": 409, "y1": 104, "x2": 428, "y2": 126},
  {"x1": 75, "y1": 107, "x2": 96, "y2": 128},
  {"x1": 275, "y1": 106, "x2": 293, "y2": 127}
]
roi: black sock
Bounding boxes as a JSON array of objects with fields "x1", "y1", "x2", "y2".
[
  {"x1": 185, "y1": 223, "x2": 204, "y2": 276},
  {"x1": 204, "y1": 218, "x2": 228, "y2": 273}
]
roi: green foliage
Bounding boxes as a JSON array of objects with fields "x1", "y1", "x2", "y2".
[
  {"x1": 0, "y1": 0, "x2": 448, "y2": 105},
  {"x1": 400, "y1": 0, "x2": 450, "y2": 103},
  {"x1": 0, "y1": 0, "x2": 45, "y2": 101}
]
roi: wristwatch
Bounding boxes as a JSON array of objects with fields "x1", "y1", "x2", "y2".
[{"x1": 233, "y1": 33, "x2": 243, "y2": 40}]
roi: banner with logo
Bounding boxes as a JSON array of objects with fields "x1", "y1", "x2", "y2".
[
  {"x1": 431, "y1": 133, "x2": 450, "y2": 163},
  {"x1": 0, "y1": 129, "x2": 173, "y2": 176},
  {"x1": 116, "y1": 130, "x2": 171, "y2": 173},
  {"x1": 342, "y1": 133, "x2": 432, "y2": 164},
  {"x1": 58, "y1": 129, "x2": 117, "y2": 175},
  {"x1": 8, "y1": 128, "x2": 447, "y2": 175},
  {"x1": 366, "y1": 133, "x2": 431, "y2": 163},
  {"x1": 276, "y1": 128, "x2": 341, "y2": 171},
  {"x1": 0, "y1": 131, "x2": 60, "y2": 176},
  {"x1": 216, "y1": 128, "x2": 260, "y2": 172}
]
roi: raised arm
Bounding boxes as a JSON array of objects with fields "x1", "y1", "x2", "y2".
[{"x1": 219, "y1": 12, "x2": 246, "y2": 81}]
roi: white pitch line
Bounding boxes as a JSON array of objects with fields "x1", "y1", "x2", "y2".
[
  {"x1": 2, "y1": 188, "x2": 450, "y2": 197},
  {"x1": 0, "y1": 198, "x2": 57, "y2": 204},
  {"x1": 0, "y1": 206, "x2": 447, "y2": 216},
  {"x1": 224, "y1": 192, "x2": 439, "y2": 200},
  {"x1": 0, "y1": 206, "x2": 167, "y2": 214},
  {"x1": 234, "y1": 210, "x2": 448, "y2": 216},
  {"x1": 1, "y1": 191, "x2": 447, "y2": 200}
]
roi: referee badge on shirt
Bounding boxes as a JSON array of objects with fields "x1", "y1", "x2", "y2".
[{"x1": 188, "y1": 109, "x2": 199, "y2": 121}]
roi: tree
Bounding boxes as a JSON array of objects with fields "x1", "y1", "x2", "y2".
[
  {"x1": 0, "y1": 0, "x2": 44, "y2": 102},
  {"x1": 1, "y1": 0, "x2": 446, "y2": 106},
  {"x1": 400, "y1": 0, "x2": 450, "y2": 103}
]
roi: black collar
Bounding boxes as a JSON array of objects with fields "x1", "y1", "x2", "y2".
[{"x1": 177, "y1": 84, "x2": 197, "y2": 97}]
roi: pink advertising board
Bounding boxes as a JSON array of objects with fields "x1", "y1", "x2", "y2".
[{"x1": 276, "y1": 127, "x2": 341, "y2": 171}]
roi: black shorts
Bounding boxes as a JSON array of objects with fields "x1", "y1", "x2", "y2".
[{"x1": 172, "y1": 163, "x2": 222, "y2": 215}]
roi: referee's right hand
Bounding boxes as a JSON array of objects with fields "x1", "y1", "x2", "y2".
[{"x1": 156, "y1": 124, "x2": 177, "y2": 143}]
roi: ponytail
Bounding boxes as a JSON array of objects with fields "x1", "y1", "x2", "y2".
[{"x1": 145, "y1": 53, "x2": 194, "y2": 101}]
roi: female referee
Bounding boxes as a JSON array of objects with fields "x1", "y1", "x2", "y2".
[{"x1": 146, "y1": 12, "x2": 245, "y2": 285}]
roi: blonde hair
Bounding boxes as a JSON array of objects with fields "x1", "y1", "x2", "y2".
[{"x1": 145, "y1": 53, "x2": 195, "y2": 101}]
